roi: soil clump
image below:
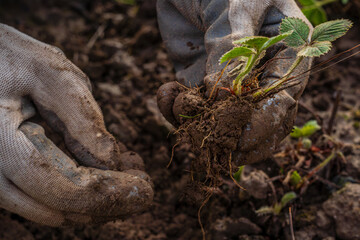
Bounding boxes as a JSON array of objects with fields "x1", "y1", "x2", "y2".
[{"x1": 174, "y1": 89, "x2": 254, "y2": 185}]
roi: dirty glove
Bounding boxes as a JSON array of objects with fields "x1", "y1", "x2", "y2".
[
  {"x1": 157, "y1": 0, "x2": 313, "y2": 165},
  {"x1": 0, "y1": 24, "x2": 153, "y2": 227}
]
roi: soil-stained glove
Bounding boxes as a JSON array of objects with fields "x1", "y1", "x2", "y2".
[
  {"x1": 157, "y1": 0, "x2": 313, "y2": 165},
  {"x1": 0, "y1": 24, "x2": 153, "y2": 227}
]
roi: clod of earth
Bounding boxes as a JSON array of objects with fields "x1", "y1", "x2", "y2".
[
  {"x1": 322, "y1": 183, "x2": 360, "y2": 240},
  {"x1": 174, "y1": 90, "x2": 254, "y2": 185}
]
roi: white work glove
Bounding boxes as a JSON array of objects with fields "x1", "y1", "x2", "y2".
[
  {"x1": 157, "y1": 0, "x2": 313, "y2": 165},
  {"x1": 0, "y1": 24, "x2": 153, "y2": 226}
]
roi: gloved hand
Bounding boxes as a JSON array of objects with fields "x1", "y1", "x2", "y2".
[
  {"x1": 0, "y1": 24, "x2": 153, "y2": 226},
  {"x1": 157, "y1": 0, "x2": 313, "y2": 165}
]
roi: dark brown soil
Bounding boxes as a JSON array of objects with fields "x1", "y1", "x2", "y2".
[
  {"x1": 173, "y1": 89, "x2": 253, "y2": 183},
  {"x1": 0, "y1": 1, "x2": 360, "y2": 240}
]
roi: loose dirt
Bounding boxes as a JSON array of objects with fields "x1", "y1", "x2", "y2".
[{"x1": 0, "y1": 0, "x2": 359, "y2": 239}]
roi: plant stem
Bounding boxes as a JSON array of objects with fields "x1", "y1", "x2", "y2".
[
  {"x1": 209, "y1": 60, "x2": 231, "y2": 100},
  {"x1": 253, "y1": 55, "x2": 304, "y2": 98},
  {"x1": 286, "y1": 56, "x2": 304, "y2": 77},
  {"x1": 274, "y1": 203, "x2": 282, "y2": 215},
  {"x1": 234, "y1": 54, "x2": 257, "y2": 95},
  {"x1": 289, "y1": 207, "x2": 295, "y2": 240},
  {"x1": 297, "y1": 149, "x2": 336, "y2": 188}
]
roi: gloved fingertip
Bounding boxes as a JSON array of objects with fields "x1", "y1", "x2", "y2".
[
  {"x1": 172, "y1": 91, "x2": 205, "y2": 124},
  {"x1": 120, "y1": 151, "x2": 145, "y2": 171},
  {"x1": 19, "y1": 121, "x2": 45, "y2": 136},
  {"x1": 34, "y1": 101, "x2": 122, "y2": 171},
  {"x1": 123, "y1": 169, "x2": 153, "y2": 187},
  {"x1": 157, "y1": 82, "x2": 181, "y2": 126}
]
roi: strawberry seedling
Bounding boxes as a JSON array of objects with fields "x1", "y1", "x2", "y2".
[
  {"x1": 219, "y1": 17, "x2": 352, "y2": 100},
  {"x1": 256, "y1": 191, "x2": 297, "y2": 215}
]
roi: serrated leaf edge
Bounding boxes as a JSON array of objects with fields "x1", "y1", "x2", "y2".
[
  {"x1": 233, "y1": 36, "x2": 269, "y2": 45},
  {"x1": 219, "y1": 47, "x2": 256, "y2": 64},
  {"x1": 311, "y1": 19, "x2": 353, "y2": 42},
  {"x1": 260, "y1": 30, "x2": 293, "y2": 51},
  {"x1": 297, "y1": 41, "x2": 332, "y2": 57},
  {"x1": 279, "y1": 17, "x2": 310, "y2": 48}
]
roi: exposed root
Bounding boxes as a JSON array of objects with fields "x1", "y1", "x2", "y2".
[
  {"x1": 200, "y1": 131, "x2": 212, "y2": 148},
  {"x1": 173, "y1": 88, "x2": 255, "y2": 238},
  {"x1": 208, "y1": 60, "x2": 231, "y2": 100},
  {"x1": 173, "y1": 120, "x2": 192, "y2": 135},
  {"x1": 289, "y1": 207, "x2": 295, "y2": 240},
  {"x1": 167, "y1": 140, "x2": 180, "y2": 168},
  {"x1": 198, "y1": 186, "x2": 214, "y2": 240},
  {"x1": 173, "y1": 90, "x2": 253, "y2": 187},
  {"x1": 206, "y1": 149, "x2": 211, "y2": 177},
  {"x1": 175, "y1": 81, "x2": 191, "y2": 90},
  {"x1": 228, "y1": 152, "x2": 246, "y2": 191}
]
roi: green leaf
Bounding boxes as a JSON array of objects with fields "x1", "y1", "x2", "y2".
[
  {"x1": 302, "y1": 120, "x2": 321, "y2": 137},
  {"x1": 311, "y1": 19, "x2": 353, "y2": 42},
  {"x1": 233, "y1": 36, "x2": 269, "y2": 51},
  {"x1": 298, "y1": 41, "x2": 332, "y2": 57},
  {"x1": 273, "y1": 202, "x2": 285, "y2": 215},
  {"x1": 290, "y1": 126, "x2": 303, "y2": 138},
  {"x1": 291, "y1": 120, "x2": 321, "y2": 138},
  {"x1": 260, "y1": 31, "x2": 293, "y2": 51},
  {"x1": 255, "y1": 206, "x2": 275, "y2": 215},
  {"x1": 341, "y1": 0, "x2": 349, "y2": 4},
  {"x1": 280, "y1": 192, "x2": 297, "y2": 207},
  {"x1": 290, "y1": 171, "x2": 302, "y2": 186},
  {"x1": 233, "y1": 165, "x2": 245, "y2": 182},
  {"x1": 303, "y1": 7, "x2": 327, "y2": 26},
  {"x1": 219, "y1": 46, "x2": 255, "y2": 64},
  {"x1": 280, "y1": 17, "x2": 310, "y2": 47}
]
